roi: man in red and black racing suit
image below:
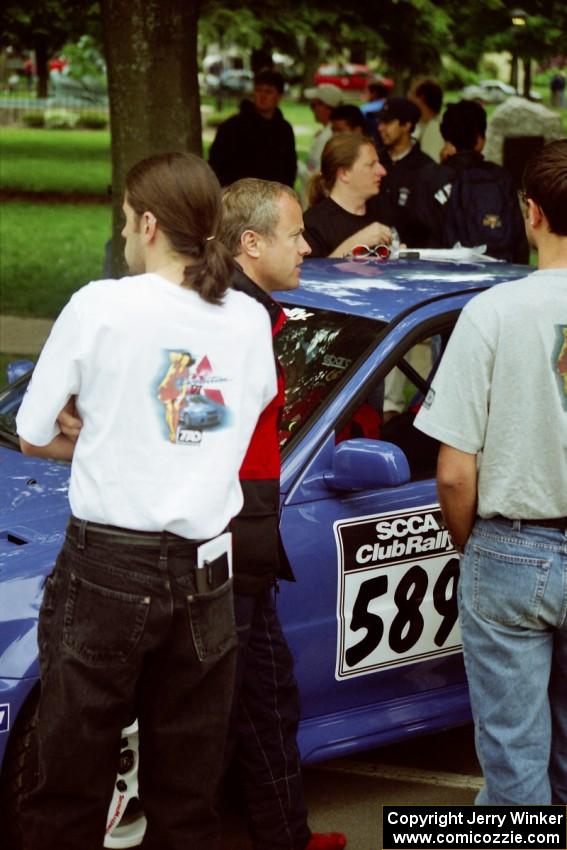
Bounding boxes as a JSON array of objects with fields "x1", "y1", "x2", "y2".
[{"x1": 222, "y1": 177, "x2": 348, "y2": 850}]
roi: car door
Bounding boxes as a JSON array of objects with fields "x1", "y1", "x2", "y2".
[{"x1": 277, "y1": 302, "x2": 470, "y2": 762}]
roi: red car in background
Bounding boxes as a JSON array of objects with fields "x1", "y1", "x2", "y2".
[
  {"x1": 314, "y1": 64, "x2": 394, "y2": 93},
  {"x1": 314, "y1": 63, "x2": 371, "y2": 91}
]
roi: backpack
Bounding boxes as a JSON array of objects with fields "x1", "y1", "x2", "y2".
[{"x1": 442, "y1": 164, "x2": 525, "y2": 262}]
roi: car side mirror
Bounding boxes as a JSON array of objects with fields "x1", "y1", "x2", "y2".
[
  {"x1": 6, "y1": 360, "x2": 34, "y2": 385},
  {"x1": 323, "y1": 438, "x2": 411, "y2": 491}
]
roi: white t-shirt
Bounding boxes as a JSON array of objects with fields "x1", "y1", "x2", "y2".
[
  {"x1": 17, "y1": 273, "x2": 277, "y2": 539},
  {"x1": 415, "y1": 269, "x2": 567, "y2": 519},
  {"x1": 307, "y1": 124, "x2": 333, "y2": 175},
  {"x1": 414, "y1": 117, "x2": 444, "y2": 163}
]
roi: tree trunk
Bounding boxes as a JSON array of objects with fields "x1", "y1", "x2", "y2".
[
  {"x1": 251, "y1": 46, "x2": 273, "y2": 75},
  {"x1": 101, "y1": 0, "x2": 202, "y2": 275},
  {"x1": 349, "y1": 43, "x2": 366, "y2": 65},
  {"x1": 510, "y1": 51, "x2": 518, "y2": 91},
  {"x1": 300, "y1": 36, "x2": 321, "y2": 95},
  {"x1": 34, "y1": 39, "x2": 49, "y2": 99},
  {"x1": 523, "y1": 56, "x2": 532, "y2": 98}
]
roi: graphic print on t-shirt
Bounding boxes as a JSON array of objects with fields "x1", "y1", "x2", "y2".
[
  {"x1": 553, "y1": 325, "x2": 567, "y2": 411},
  {"x1": 155, "y1": 349, "x2": 229, "y2": 445}
]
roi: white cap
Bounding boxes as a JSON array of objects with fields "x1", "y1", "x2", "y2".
[{"x1": 304, "y1": 83, "x2": 344, "y2": 108}]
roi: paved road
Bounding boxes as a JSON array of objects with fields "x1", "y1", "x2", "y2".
[
  {"x1": 220, "y1": 725, "x2": 482, "y2": 850},
  {"x1": 0, "y1": 315, "x2": 52, "y2": 355}
]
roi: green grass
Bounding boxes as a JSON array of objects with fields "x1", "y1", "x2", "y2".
[
  {"x1": 0, "y1": 201, "x2": 111, "y2": 317},
  {"x1": 0, "y1": 94, "x2": 562, "y2": 325},
  {"x1": 0, "y1": 128, "x2": 111, "y2": 194}
]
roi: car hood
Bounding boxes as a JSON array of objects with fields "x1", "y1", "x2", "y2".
[
  {"x1": 0, "y1": 447, "x2": 70, "y2": 678},
  {"x1": 0, "y1": 446, "x2": 70, "y2": 574}
]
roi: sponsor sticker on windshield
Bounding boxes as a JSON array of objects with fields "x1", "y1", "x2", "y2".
[
  {"x1": 283, "y1": 307, "x2": 315, "y2": 321},
  {"x1": 334, "y1": 505, "x2": 461, "y2": 679}
]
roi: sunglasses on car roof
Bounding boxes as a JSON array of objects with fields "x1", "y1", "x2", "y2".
[{"x1": 343, "y1": 244, "x2": 391, "y2": 261}]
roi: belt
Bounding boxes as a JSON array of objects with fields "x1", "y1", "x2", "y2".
[
  {"x1": 67, "y1": 516, "x2": 202, "y2": 548},
  {"x1": 493, "y1": 515, "x2": 567, "y2": 533}
]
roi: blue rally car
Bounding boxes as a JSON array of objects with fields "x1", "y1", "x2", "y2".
[{"x1": 0, "y1": 257, "x2": 528, "y2": 846}]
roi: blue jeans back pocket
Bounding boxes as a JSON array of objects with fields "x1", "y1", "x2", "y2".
[
  {"x1": 63, "y1": 572, "x2": 151, "y2": 665},
  {"x1": 471, "y1": 543, "x2": 550, "y2": 627},
  {"x1": 186, "y1": 578, "x2": 237, "y2": 662}
]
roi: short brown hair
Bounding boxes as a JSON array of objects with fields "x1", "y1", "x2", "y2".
[
  {"x1": 125, "y1": 152, "x2": 233, "y2": 304},
  {"x1": 254, "y1": 67, "x2": 285, "y2": 93},
  {"x1": 522, "y1": 139, "x2": 567, "y2": 236},
  {"x1": 308, "y1": 133, "x2": 376, "y2": 207},
  {"x1": 220, "y1": 178, "x2": 299, "y2": 256}
]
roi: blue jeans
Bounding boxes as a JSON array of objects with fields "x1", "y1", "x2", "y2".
[
  {"x1": 227, "y1": 588, "x2": 311, "y2": 850},
  {"x1": 23, "y1": 519, "x2": 237, "y2": 850},
  {"x1": 459, "y1": 517, "x2": 567, "y2": 804}
]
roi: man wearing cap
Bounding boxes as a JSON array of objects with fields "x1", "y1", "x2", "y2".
[
  {"x1": 209, "y1": 68, "x2": 297, "y2": 188},
  {"x1": 298, "y1": 83, "x2": 344, "y2": 205},
  {"x1": 377, "y1": 96, "x2": 434, "y2": 246}
]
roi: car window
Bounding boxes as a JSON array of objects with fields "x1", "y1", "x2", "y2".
[
  {"x1": 276, "y1": 306, "x2": 385, "y2": 450},
  {"x1": 336, "y1": 323, "x2": 456, "y2": 480}
]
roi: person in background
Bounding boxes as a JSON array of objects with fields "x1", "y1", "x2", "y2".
[
  {"x1": 550, "y1": 72, "x2": 566, "y2": 108},
  {"x1": 415, "y1": 138, "x2": 567, "y2": 805},
  {"x1": 361, "y1": 80, "x2": 389, "y2": 114},
  {"x1": 220, "y1": 178, "x2": 347, "y2": 850},
  {"x1": 330, "y1": 104, "x2": 366, "y2": 134},
  {"x1": 17, "y1": 152, "x2": 277, "y2": 850},
  {"x1": 209, "y1": 68, "x2": 297, "y2": 188},
  {"x1": 412, "y1": 99, "x2": 529, "y2": 263},
  {"x1": 360, "y1": 79, "x2": 390, "y2": 146},
  {"x1": 377, "y1": 97, "x2": 434, "y2": 247},
  {"x1": 303, "y1": 132, "x2": 393, "y2": 257},
  {"x1": 297, "y1": 83, "x2": 344, "y2": 206},
  {"x1": 409, "y1": 78, "x2": 444, "y2": 163}
]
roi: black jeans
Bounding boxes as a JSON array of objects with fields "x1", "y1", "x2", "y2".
[
  {"x1": 227, "y1": 588, "x2": 311, "y2": 850},
  {"x1": 23, "y1": 519, "x2": 237, "y2": 850}
]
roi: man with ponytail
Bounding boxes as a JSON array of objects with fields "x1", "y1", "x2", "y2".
[
  {"x1": 16, "y1": 152, "x2": 277, "y2": 850},
  {"x1": 220, "y1": 178, "x2": 347, "y2": 850}
]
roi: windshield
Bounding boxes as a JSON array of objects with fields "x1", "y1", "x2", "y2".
[
  {"x1": 277, "y1": 305, "x2": 384, "y2": 449},
  {"x1": 0, "y1": 306, "x2": 385, "y2": 454},
  {"x1": 0, "y1": 372, "x2": 30, "y2": 448}
]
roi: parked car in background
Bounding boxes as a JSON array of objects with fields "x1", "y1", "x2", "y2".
[
  {"x1": 206, "y1": 68, "x2": 254, "y2": 97},
  {"x1": 314, "y1": 63, "x2": 373, "y2": 92},
  {"x1": 0, "y1": 255, "x2": 530, "y2": 848},
  {"x1": 461, "y1": 78, "x2": 543, "y2": 104}
]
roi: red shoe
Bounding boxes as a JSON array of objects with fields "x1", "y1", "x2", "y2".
[{"x1": 306, "y1": 833, "x2": 347, "y2": 850}]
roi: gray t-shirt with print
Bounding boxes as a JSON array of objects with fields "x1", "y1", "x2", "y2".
[{"x1": 415, "y1": 268, "x2": 567, "y2": 519}]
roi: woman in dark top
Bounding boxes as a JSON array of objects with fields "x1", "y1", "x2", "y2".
[{"x1": 304, "y1": 132, "x2": 394, "y2": 257}]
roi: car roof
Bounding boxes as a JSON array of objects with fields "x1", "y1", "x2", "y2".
[{"x1": 276, "y1": 257, "x2": 529, "y2": 323}]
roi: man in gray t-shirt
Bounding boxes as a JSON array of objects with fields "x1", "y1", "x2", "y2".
[{"x1": 415, "y1": 140, "x2": 567, "y2": 806}]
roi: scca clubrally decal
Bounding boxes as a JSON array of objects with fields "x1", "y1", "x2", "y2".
[{"x1": 334, "y1": 504, "x2": 462, "y2": 680}]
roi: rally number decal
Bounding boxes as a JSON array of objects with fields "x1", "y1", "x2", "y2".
[{"x1": 335, "y1": 505, "x2": 461, "y2": 679}]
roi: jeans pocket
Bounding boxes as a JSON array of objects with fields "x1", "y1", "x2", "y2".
[
  {"x1": 38, "y1": 569, "x2": 61, "y2": 670},
  {"x1": 470, "y1": 543, "x2": 550, "y2": 626},
  {"x1": 63, "y1": 572, "x2": 151, "y2": 665},
  {"x1": 187, "y1": 578, "x2": 237, "y2": 662}
]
